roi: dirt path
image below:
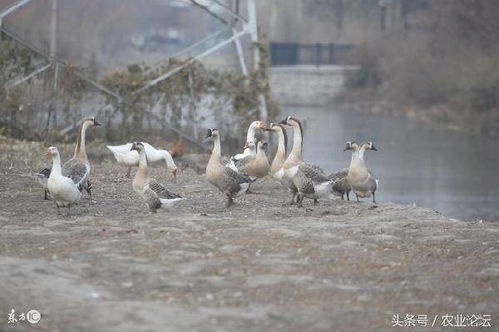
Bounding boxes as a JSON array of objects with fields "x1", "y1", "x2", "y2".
[{"x1": 0, "y1": 143, "x2": 498, "y2": 331}]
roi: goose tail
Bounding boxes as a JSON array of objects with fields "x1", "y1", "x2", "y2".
[{"x1": 160, "y1": 197, "x2": 185, "y2": 208}]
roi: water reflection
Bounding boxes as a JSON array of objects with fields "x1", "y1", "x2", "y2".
[{"x1": 282, "y1": 106, "x2": 499, "y2": 221}]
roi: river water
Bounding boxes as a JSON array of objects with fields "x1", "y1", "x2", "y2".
[{"x1": 282, "y1": 105, "x2": 499, "y2": 221}]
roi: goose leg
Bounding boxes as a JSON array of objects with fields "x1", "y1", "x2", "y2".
[
  {"x1": 226, "y1": 197, "x2": 234, "y2": 207},
  {"x1": 56, "y1": 203, "x2": 61, "y2": 215},
  {"x1": 356, "y1": 193, "x2": 360, "y2": 202},
  {"x1": 287, "y1": 193, "x2": 297, "y2": 205},
  {"x1": 314, "y1": 199, "x2": 319, "y2": 205},
  {"x1": 126, "y1": 167, "x2": 131, "y2": 178},
  {"x1": 296, "y1": 193, "x2": 304, "y2": 208},
  {"x1": 372, "y1": 192, "x2": 376, "y2": 204},
  {"x1": 346, "y1": 191, "x2": 350, "y2": 201},
  {"x1": 85, "y1": 180, "x2": 92, "y2": 197},
  {"x1": 44, "y1": 189, "x2": 49, "y2": 200}
]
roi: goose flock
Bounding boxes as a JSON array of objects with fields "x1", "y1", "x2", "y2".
[{"x1": 38, "y1": 115, "x2": 378, "y2": 214}]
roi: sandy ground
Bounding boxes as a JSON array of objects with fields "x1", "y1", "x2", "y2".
[{"x1": 0, "y1": 140, "x2": 498, "y2": 332}]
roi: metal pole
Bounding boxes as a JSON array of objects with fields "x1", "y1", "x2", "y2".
[
  {"x1": 246, "y1": 0, "x2": 268, "y2": 123},
  {"x1": 50, "y1": 0, "x2": 57, "y2": 60},
  {"x1": 134, "y1": 28, "x2": 249, "y2": 96},
  {"x1": 0, "y1": 0, "x2": 33, "y2": 19}
]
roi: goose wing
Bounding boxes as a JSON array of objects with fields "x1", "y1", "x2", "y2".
[
  {"x1": 37, "y1": 167, "x2": 51, "y2": 178},
  {"x1": 149, "y1": 179, "x2": 182, "y2": 199},
  {"x1": 328, "y1": 168, "x2": 348, "y2": 181},
  {"x1": 62, "y1": 159, "x2": 90, "y2": 188},
  {"x1": 231, "y1": 155, "x2": 255, "y2": 173},
  {"x1": 298, "y1": 162, "x2": 328, "y2": 183},
  {"x1": 224, "y1": 166, "x2": 253, "y2": 184},
  {"x1": 142, "y1": 185, "x2": 162, "y2": 211}
]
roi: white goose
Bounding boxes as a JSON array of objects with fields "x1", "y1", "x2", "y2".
[
  {"x1": 130, "y1": 142, "x2": 184, "y2": 213},
  {"x1": 107, "y1": 142, "x2": 178, "y2": 178},
  {"x1": 230, "y1": 120, "x2": 267, "y2": 161},
  {"x1": 45, "y1": 146, "x2": 81, "y2": 214},
  {"x1": 38, "y1": 117, "x2": 100, "y2": 198}
]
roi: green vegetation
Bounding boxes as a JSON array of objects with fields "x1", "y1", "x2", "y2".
[{"x1": 0, "y1": 35, "x2": 278, "y2": 145}]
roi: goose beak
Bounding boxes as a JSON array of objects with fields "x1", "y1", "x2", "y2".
[
  {"x1": 94, "y1": 120, "x2": 102, "y2": 126},
  {"x1": 243, "y1": 142, "x2": 249, "y2": 149},
  {"x1": 43, "y1": 148, "x2": 51, "y2": 156},
  {"x1": 372, "y1": 146, "x2": 378, "y2": 151}
]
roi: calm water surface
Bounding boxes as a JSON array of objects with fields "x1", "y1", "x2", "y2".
[{"x1": 282, "y1": 106, "x2": 499, "y2": 221}]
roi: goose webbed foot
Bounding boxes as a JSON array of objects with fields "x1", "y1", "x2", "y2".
[{"x1": 44, "y1": 189, "x2": 50, "y2": 200}]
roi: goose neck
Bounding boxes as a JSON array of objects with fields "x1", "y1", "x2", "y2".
[
  {"x1": 208, "y1": 135, "x2": 221, "y2": 166},
  {"x1": 51, "y1": 152, "x2": 62, "y2": 175},
  {"x1": 289, "y1": 123, "x2": 303, "y2": 160},
  {"x1": 75, "y1": 121, "x2": 90, "y2": 160},
  {"x1": 161, "y1": 150, "x2": 176, "y2": 170}
]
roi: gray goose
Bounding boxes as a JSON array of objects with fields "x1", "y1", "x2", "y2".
[
  {"x1": 204, "y1": 129, "x2": 252, "y2": 207},
  {"x1": 130, "y1": 142, "x2": 184, "y2": 213},
  {"x1": 278, "y1": 116, "x2": 336, "y2": 207},
  {"x1": 346, "y1": 141, "x2": 378, "y2": 203},
  {"x1": 328, "y1": 141, "x2": 357, "y2": 200}
]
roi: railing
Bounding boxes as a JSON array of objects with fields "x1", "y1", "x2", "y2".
[{"x1": 270, "y1": 42, "x2": 355, "y2": 66}]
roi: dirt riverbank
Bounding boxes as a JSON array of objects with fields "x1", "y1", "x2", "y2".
[{"x1": 0, "y1": 140, "x2": 498, "y2": 331}]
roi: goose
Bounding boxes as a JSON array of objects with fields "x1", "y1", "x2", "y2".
[
  {"x1": 266, "y1": 123, "x2": 288, "y2": 181},
  {"x1": 45, "y1": 147, "x2": 81, "y2": 214},
  {"x1": 346, "y1": 141, "x2": 378, "y2": 203},
  {"x1": 204, "y1": 129, "x2": 252, "y2": 207},
  {"x1": 228, "y1": 140, "x2": 270, "y2": 179},
  {"x1": 278, "y1": 116, "x2": 337, "y2": 206},
  {"x1": 37, "y1": 117, "x2": 100, "y2": 198},
  {"x1": 327, "y1": 141, "x2": 356, "y2": 200},
  {"x1": 230, "y1": 121, "x2": 267, "y2": 161},
  {"x1": 36, "y1": 168, "x2": 52, "y2": 200},
  {"x1": 130, "y1": 142, "x2": 184, "y2": 213},
  {"x1": 107, "y1": 142, "x2": 178, "y2": 178}
]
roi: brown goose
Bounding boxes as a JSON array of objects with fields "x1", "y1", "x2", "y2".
[
  {"x1": 266, "y1": 123, "x2": 288, "y2": 181},
  {"x1": 229, "y1": 140, "x2": 270, "y2": 179},
  {"x1": 204, "y1": 129, "x2": 252, "y2": 207},
  {"x1": 130, "y1": 142, "x2": 184, "y2": 213}
]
